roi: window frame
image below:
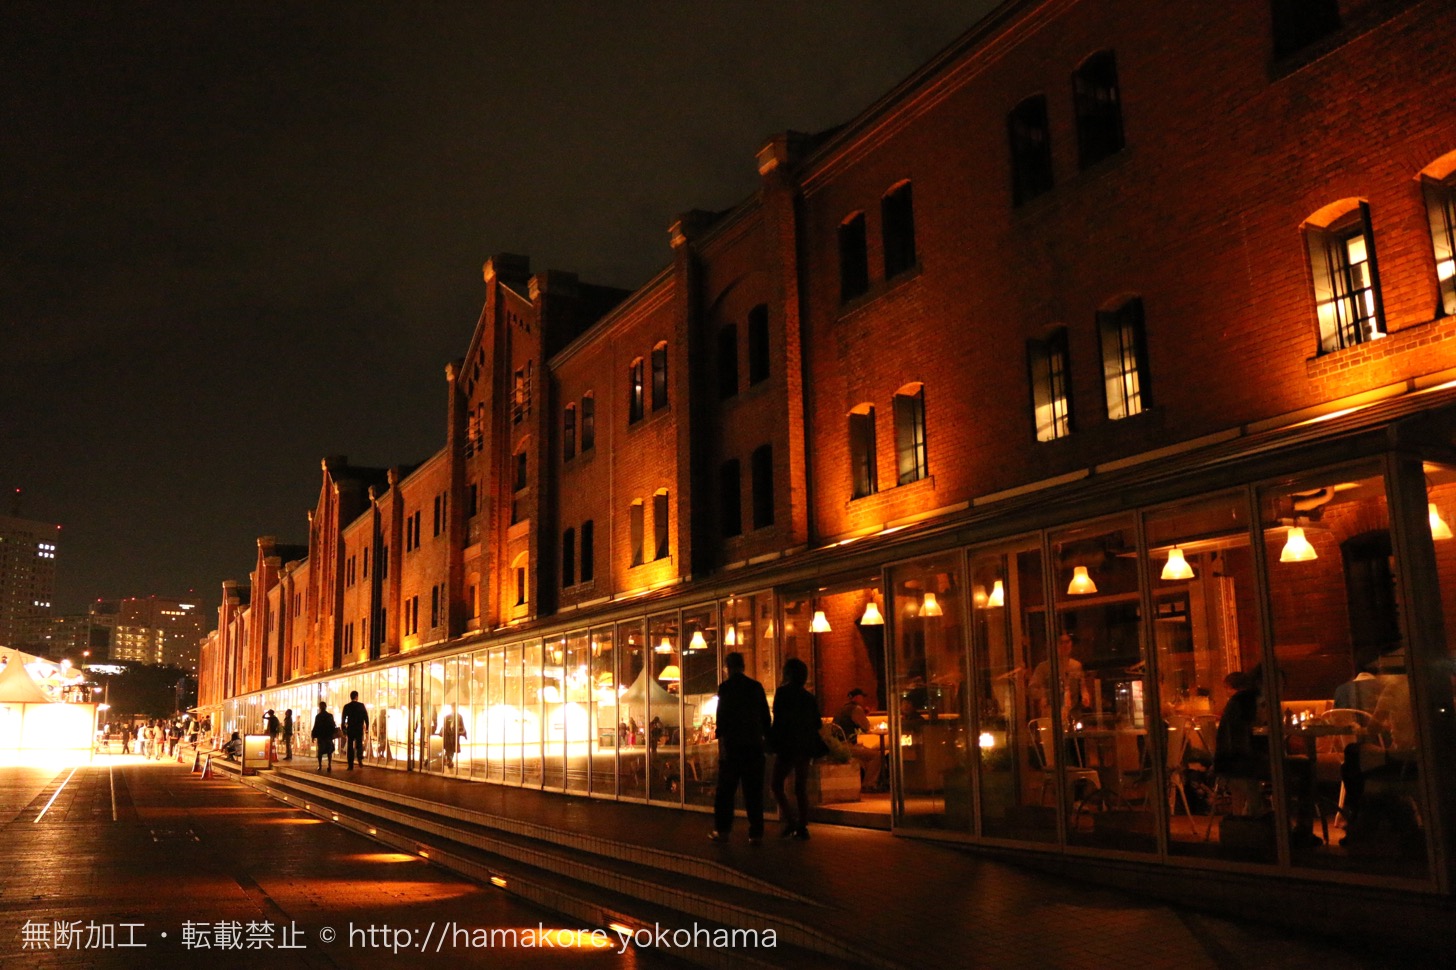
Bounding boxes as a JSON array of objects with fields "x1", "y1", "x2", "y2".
[
  {"x1": 881, "y1": 181, "x2": 917, "y2": 279},
  {"x1": 1422, "y1": 173, "x2": 1456, "y2": 318},
  {"x1": 1028, "y1": 327, "x2": 1073, "y2": 442},
  {"x1": 839, "y1": 211, "x2": 870, "y2": 303},
  {"x1": 850, "y1": 406, "x2": 878, "y2": 499},
  {"x1": 1072, "y1": 50, "x2": 1124, "y2": 170},
  {"x1": 1306, "y1": 202, "x2": 1386, "y2": 354},
  {"x1": 581, "y1": 393, "x2": 596, "y2": 451},
  {"x1": 563, "y1": 404, "x2": 576, "y2": 461},
  {"x1": 653, "y1": 490, "x2": 670, "y2": 561},
  {"x1": 628, "y1": 358, "x2": 645, "y2": 423},
  {"x1": 893, "y1": 386, "x2": 929, "y2": 486},
  {"x1": 651, "y1": 341, "x2": 669, "y2": 411},
  {"x1": 1098, "y1": 297, "x2": 1152, "y2": 420},
  {"x1": 1008, "y1": 94, "x2": 1054, "y2": 206}
]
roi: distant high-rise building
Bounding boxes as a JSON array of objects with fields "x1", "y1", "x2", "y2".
[
  {"x1": 93, "y1": 597, "x2": 204, "y2": 670},
  {"x1": 0, "y1": 510, "x2": 61, "y2": 651}
]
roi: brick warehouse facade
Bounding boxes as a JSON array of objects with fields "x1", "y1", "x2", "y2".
[{"x1": 202, "y1": 0, "x2": 1456, "y2": 923}]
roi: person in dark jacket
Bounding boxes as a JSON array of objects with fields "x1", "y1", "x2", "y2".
[
  {"x1": 340, "y1": 691, "x2": 369, "y2": 769},
  {"x1": 709, "y1": 651, "x2": 772, "y2": 845},
  {"x1": 311, "y1": 700, "x2": 337, "y2": 772},
  {"x1": 770, "y1": 657, "x2": 821, "y2": 840}
]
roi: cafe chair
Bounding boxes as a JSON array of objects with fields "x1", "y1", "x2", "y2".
[
  {"x1": 1165, "y1": 716, "x2": 1196, "y2": 828},
  {"x1": 1030, "y1": 718, "x2": 1100, "y2": 815},
  {"x1": 1314, "y1": 708, "x2": 1373, "y2": 827}
]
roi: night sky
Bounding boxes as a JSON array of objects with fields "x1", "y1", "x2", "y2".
[{"x1": 3, "y1": 1, "x2": 994, "y2": 616}]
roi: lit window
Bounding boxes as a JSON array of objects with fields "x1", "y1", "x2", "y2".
[
  {"x1": 881, "y1": 182, "x2": 916, "y2": 279},
  {"x1": 1098, "y1": 297, "x2": 1151, "y2": 419},
  {"x1": 1305, "y1": 202, "x2": 1385, "y2": 353},
  {"x1": 839, "y1": 212, "x2": 869, "y2": 302},
  {"x1": 1422, "y1": 172, "x2": 1456, "y2": 317},
  {"x1": 1008, "y1": 94, "x2": 1053, "y2": 206},
  {"x1": 1073, "y1": 51, "x2": 1123, "y2": 170},
  {"x1": 850, "y1": 405, "x2": 878, "y2": 499},
  {"x1": 893, "y1": 386, "x2": 928, "y2": 485},
  {"x1": 1028, "y1": 327, "x2": 1072, "y2": 441}
]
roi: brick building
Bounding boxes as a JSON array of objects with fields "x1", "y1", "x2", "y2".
[{"x1": 201, "y1": 0, "x2": 1456, "y2": 918}]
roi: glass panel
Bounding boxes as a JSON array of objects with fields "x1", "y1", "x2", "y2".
[
  {"x1": 890, "y1": 553, "x2": 969, "y2": 830},
  {"x1": 466, "y1": 650, "x2": 486, "y2": 779},
  {"x1": 1145, "y1": 493, "x2": 1264, "y2": 861},
  {"x1": 617, "y1": 621, "x2": 647, "y2": 799},
  {"x1": 1051, "y1": 517, "x2": 1154, "y2": 852},
  {"x1": 522, "y1": 640, "x2": 544, "y2": 787},
  {"x1": 564, "y1": 630, "x2": 592, "y2": 793},
  {"x1": 542, "y1": 636, "x2": 568, "y2": 789},
  {"x1": 780, "y1": 597, "x2": 816, "y2": 698},
  {"x1": 589, "y1": 626, "x2": 617, "y2": 796},
  {"x1": 972, "y1": 541, "x2": 1056, "y2": 843},
  {"x1": 1262, "y1": 466, "x2": 1428, "y2": 876},
  {"x1": 502, "y1": 643, "x2": 524, "y2": 784},
  {"x1": 682, "y1": 606, "x2": 720, "y2": 808},
  {"x1": 484, "y1": 647, "x2": 506, "y2": 782},
  {"x1": 647, "y1": 612, "x2": 683, "y2": 805}
]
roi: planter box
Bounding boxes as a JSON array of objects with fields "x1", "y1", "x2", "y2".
[{"x1": 809, "y1": 761, "x2": 862, "y2": 804}]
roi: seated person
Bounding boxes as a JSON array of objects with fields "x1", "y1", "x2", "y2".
[
  {"x1": 222, "y1": 731, "x2": 243, "y2": 761},
  {"x1": 833, "y1": 688, "x2": 883, "y2": 791}
]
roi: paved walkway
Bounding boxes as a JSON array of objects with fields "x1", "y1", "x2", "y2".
[{"x1": 259, "y1": 759, "x2": 1420, "y2": 970}]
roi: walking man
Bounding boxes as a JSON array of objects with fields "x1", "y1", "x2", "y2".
[
  {"x1": 340, "y1": 690, "x2": 369, "y2": 770},
  {"x1": 709, "y1": 651, "x2": 772, "y2": 845}
]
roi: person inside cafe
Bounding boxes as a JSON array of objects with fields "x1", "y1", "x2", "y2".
[
  {"x1": 833, "y1": 688, "x2": 883, "y2": 792},
  {"x1": 1340, "y1": 672, "x2": 1419, "y2": 846},
  {"x1": 1214, "y1": 670, "x2": 1266, "y2": 817},
  {"x1": 1030, "y1": 632, "x2": 1090, "y2": 724}
]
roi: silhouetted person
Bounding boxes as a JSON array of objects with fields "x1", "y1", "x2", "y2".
[
  {"x1": 282, "y1": 709, "x2": 294, "y2": 760},
  {"x1": 312, "y1": 700, "x2": 337, "y2": 772},
  {"x1": 340, "y1": 690, "x2": 369, "y2": 769},
  {"x1": 771, "y1": 658, "x2": 821, "y2": 840},
  {"x1": 709, "y1": 652, "x2": 772, "y2": 845}
]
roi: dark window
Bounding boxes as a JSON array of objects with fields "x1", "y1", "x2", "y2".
[
  {"x1": 630, "y1": 502, "x2": 645, "y2": 567},
  {"x1": 363, "y1": 547, "x2": 369, "y2": 578},
  {"x1": 1073, "y1": 51, "x2": 1124, "y2": 170},
  {"x1": 1008, "y1": 95, "x2": 1054, "y2": 206},
  {"x1": 628, "y1": 359, "x2": 644, "y2": 423},
  {"x1": 1422, "y1": 174, "x2": 1456, "y2": 317},
  {"x1": 1028, "y1": 328, "x2": 1073, "y2": 442},
  {"x1": 751, "y1": 444, "x2": 774, "y2": 529},
  {"x1": 894, "y1": 387, "x2": 928, "y2": 485},
  {"x1": 563, "y1": 404, "x2": 576, "y2": 461},
  {"x1": 747, "y1": 304, "x2": 770, "y2": 384},
  {"x1": 515, "y1": 565, "x2": 526, "y2": 606},
  {"x1": 581, "y1": 520, "x2": 594, "y2": 583},
  {"x1": 467, "y1": 482, "x2": 478, "y2": 517},
  {"x1": 1306, "y1": 203, "x2": 1385, "y2": 353},
  {"x1": 651, "y1": 342, "x2": 669, "y2": 410},
  {"x1": 581, "y1": 393, "x2": 596, "y2": 451},
  {"x1": 514, "y1": 450, "x2": 528, "y2": 491},
  {"x1": 850, "y1": 407, "x2": 877, "y2": 499},
  {"x1": 1098, "y1": 297, "x2": 1152, "y2": 419},
  {"x1": 1271, "y1": 0, "x2": 1341, "y2": 59},
  {"x1": 562, "y1": 528, "x2": 576, "y2": 588},
  {"x1": 881, "y1": 182, "x2": 917, "y2": 279},
  {"x1": 839, "y1": 212, "x2": 869, "y2": 303},
  {"x1": 720, "y1": 460, "x2": 742, "y2": 538},
  {"x1": 653, "y1": 491, "x2": 670, "y2": 560},
  {"x1": 717, "y1": 324, "x2": 739, "y2": 399},
  {"x1": 430, "y1": 585, "x2": 440, "y2": 628}
]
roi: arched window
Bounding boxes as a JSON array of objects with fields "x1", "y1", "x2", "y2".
[
  {"x1": 1073, "y1": 51, "x2": 1123, "y2": 170},
  {"x1": 1303, "y1": 201, "x2": 1385, "y2": 353},
  {"x1": 893, "y1": 384, "x2": 928, "y2": 485},
  {"x1": 651, "y1": 341, "x2": 669, "y2": 411},
  {"x1": 1028, "y1": 327, "x2": 1072, "y2": 441},
  {"x1": 628, "y1": 358, "x2": 645, "y2": 423},
  {"x1": 1008, "y1": 94, "x2": 1053, "y2": 206},
  {"x1": 1098, "y1": 297, "x2": 1151, "y2": 418},
  {"x1": 1420, "y1": 153, "x2": 1456, "y2": 317},
  {"x1": 581, "y1": 392, "x2": 596, "y2": 450},
  {"x1": 563, "y1": 404, "x2": 576, "y2": 461},
  {"x1": 849, "y1": 404, "x2": 878, "y2": 499},
  {"x1": 653, "y1": 489, "x2": 670, "y2": 560},
  {"x1": 511, "y1": 553, "x2": 530, "y2": 609},
  {"x1": 881, "y1": 181, "x2": 916, "y2": 279},
  {"x1": 839, "y1": 211, "x2": 869, "y2": 302}
]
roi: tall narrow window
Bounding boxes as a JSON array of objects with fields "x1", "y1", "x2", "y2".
[
  {"x1": 881, "y1": 181, "x2": 916, "y2": 279},
  {"x1": 1271, "y1": 0, "x2": 1341, "y2": 59},
  {"x1": 893, "y1": 385, "x2": 928, "y2": 485},
  {"x1": 628, "y1": 358, "x2": 644, "y2": 423},
  {"x1": 651, "y1": 341, "x2": 669, "y2": 411},
  {"x1": 751, "y1": 444, "x2": 774, "y2": 529},
  {"x1": 630, "y1": 501, "x2": 645, "y2": 567},
  {"x1": 512, "y1": 364, "x2": 532, "y2": 424},
  {"x1": 653, "y1": 490, "x2": 670, "y2": 561},
  {"x1": 563, "y1": 404, "x2": 576, "y2": 461},
  {"x1": 1306, "y1": 202, "x2": 1385, "y2": 353},
  {"x1": 850, "y1": 406, "x2": 878, "y2": 499},
  {"x1": 1422, "y1": 173, "x2": 1456, "y2": 317},
  {"x1": 581, "y1": 393, "x2": 596, "y2": 450},
  {"x1": 562, "y1": 528, "x2": 576, "y2": 588},
  {"x1": 1028, "y1": 328, "x2": 1073, "y2": 442},
  {"x1": 580, "y1": 520, "x2": 594, "y2": 583},
  {"x1": 717, "y1": 324, "x2": 739, "y2": 399},
  {"x1": 747, "y1": 304, "x2": 770, "y2": 384},
  {"x1": 430, "y1": 585, "x2": 440, "y2": 628},
  {"x1": 1008, "y1": 95, "x2": 1053, "y2": 206},
  {"x1": 1098, "y1": 297, "x2": 1151, "y2": 419},
  {"x1": 513, "y1": 555, "x2": 528, "y2": 608},
  {"x1": 514, "y1": 450, "x2": 528, "y2": 491},
  {"x1": 720, "y1": 460, "x2": 742, "y2": 538},
  {"x1": 1073, "y1": 51, "x2": 1123, "y2": 170},
  {"x1": 839, "y1": 212, "x2": 869, "y2": 303}
]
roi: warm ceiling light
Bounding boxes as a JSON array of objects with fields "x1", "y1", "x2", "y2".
[
  {"x1": 1431, "y1": 503, "x2": 1453, "y2": 541},
  {"x1": 860, "y1": 601, "x2": 884, "y2": 625},
  {"x1": 1066, "y1": 566, "x2": 1097, "y2": 595},
  {"x1": 811, "y1": 610, "x2": 832, "y2": 633},
  {"x1": 655, "y1": 637, "x2": 674, "y2": 653},
  {"x1": 987, "y1": 580, "x2": 1005, "y2": 608},
  {"x1": 920, "y1": 592, "x2": 943, "y2": 617},
  {"x1": 657, "y1": 664, "x2": 680, "y2": 683},
  {"x1": 1280, "y1": 526, "x2": 1317, "y2": 562},
  {"x1": 723, "y1": 625, "x2": 737, "y2": 646},
  {"x1": 688, "y1": 630, "x2": 707, "y2": 651},
  {"x1": 1161, "y1": 547, "x2": 1195, "y2": 581}
]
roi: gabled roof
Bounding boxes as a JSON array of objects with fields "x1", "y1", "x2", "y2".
[{"x1": 0, "y1": 652, "x2": 54, "y2": 704}]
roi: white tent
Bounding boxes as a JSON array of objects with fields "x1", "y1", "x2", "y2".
[
  {"x1": 0, "y1": 652, "x2": 96, "y2": 754},
  {"x1": 614, "y1": 665, "x2": 682, "y2": 727}
]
